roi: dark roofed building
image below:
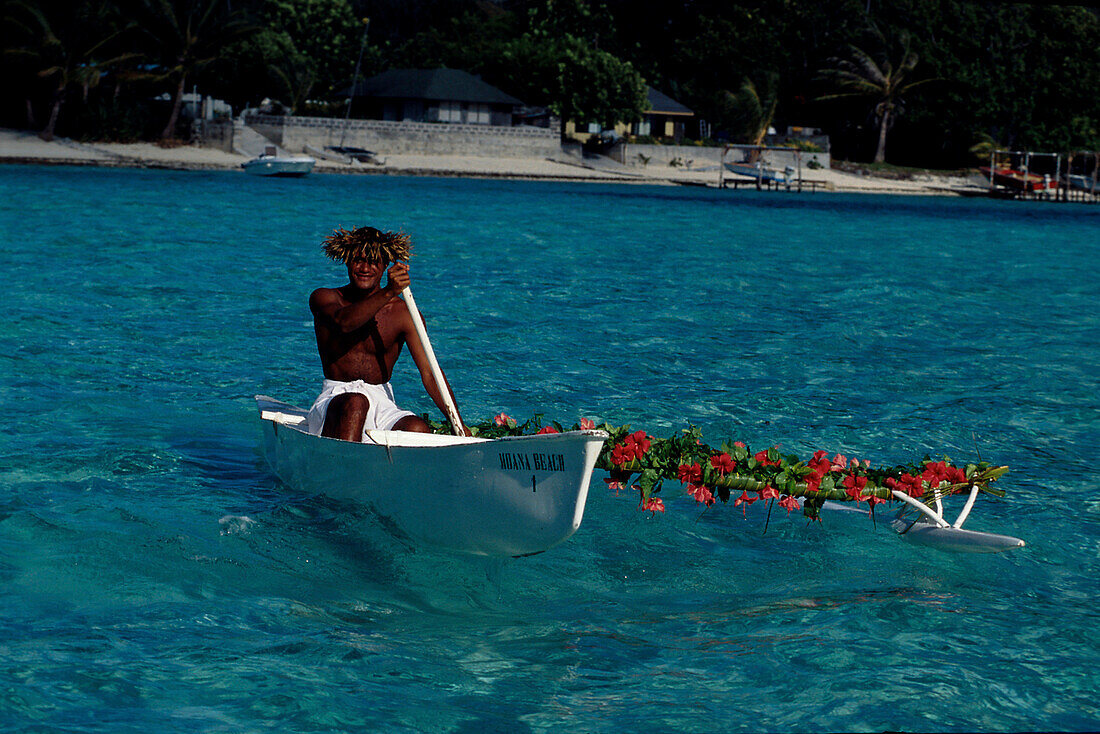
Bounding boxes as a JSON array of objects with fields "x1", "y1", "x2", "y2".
[
  {"x1": 570, "y1": 87, "x2": 696, "y2": 142},
  {"x1": 634, "y1": 87, "x2": 694, "y2": 141},
  {"x1": 346, "y1": 68, "x2": 523, "y2": 126}
]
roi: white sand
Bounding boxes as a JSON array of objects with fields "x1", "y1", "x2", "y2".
[{"x1": 0, "y1": 127, "x2": 979, "y2": 194}]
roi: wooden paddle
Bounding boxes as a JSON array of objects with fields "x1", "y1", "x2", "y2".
[{"x1": 400, "y1": 287, "x2": 467, "y2": 436}]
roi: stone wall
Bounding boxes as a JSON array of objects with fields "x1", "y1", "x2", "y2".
[
  {"x1": 196, "y1": 120, "x2": 235, "y2": 153},
  {"x1": 242, "y1": 114, "x2": 563, "y2": 158},
  {"x1": 610, "y1": 142, "x2": 831, "y2": 172}
]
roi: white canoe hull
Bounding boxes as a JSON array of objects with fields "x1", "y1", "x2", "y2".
[{"x1": 256, "y1": 396, "x2": 608, "y2": 556}]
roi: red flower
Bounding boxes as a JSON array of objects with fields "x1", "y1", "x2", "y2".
[
  {"x1": 807, "y1": 454, "x2": 831, "y2": 478},
  {"x1": 843, "y1": 473, "x2": 868, "y2": 502},
  {"x1": 611, "y1": 443, "x2": 635, "y2": 466},
  {"x1": 642, "y1": 497, "x2": 665, "y2": 514},
  {"x1": 733, "y1": 441, "x2": 746, "y2": 448},
  {"x1": 778, "y1": 494, "x2": 800, "y2": 514},
  {"x1": 865, "y1": 494, "x2": 886, "y2": 508},
  {"x1": 920, "y1": 467, "x2": 942, "y2": 488},
  {"x1": 805, "y1": 455, "x2": 827, "y2": 479},
  {"x1": 536, "y1": 425, "x2": 559, "y2": 434},
  {"x1": 710, "y1": 452, "x2": 735, "y2": 475},
  {"x1": 758, "y1": 486, "x2": 780, "y2": 501},
  {"x1": 752, "y1": 447, "x2": 781, "y2": 467},
  {"x1": 580, "y1": 418, "x2": 596, "y2": 430},
  {"x1": 625, "y1": 430, "x2": 651, "y2": 457},
  {"x1": 898, "y1": 473, "x2": 923, "y2": 498},
  {"x1": 604, "y1": 478, "x2": 624, "y2": 495},
  {"x1": 734, "y1": 491, "x2": 757, "y2": 515},
  {"x1": 677, "y1": 462, "x2": 703, "y2": 484},
  {"x1": 830, "y1": 454, "x2": 848, "y2": 472},
  {"x1": 494, "y1": 413, "x2": 514, "y2": 427},
  {"x1": 689, "y1": 484, "x2": 715, "y2": 507}
]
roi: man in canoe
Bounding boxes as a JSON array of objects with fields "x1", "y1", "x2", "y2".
[{"x1": 307, "y1": 226, "x2": 466, "y2": 441}]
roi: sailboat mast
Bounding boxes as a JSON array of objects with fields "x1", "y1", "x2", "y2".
[{"x1": 341, "y1": 17, "x2": 370, "y2": 148}]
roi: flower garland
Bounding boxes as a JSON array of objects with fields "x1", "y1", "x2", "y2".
[{"x1": 430, "y1": 414, "x2": 1009, "y2": 521}]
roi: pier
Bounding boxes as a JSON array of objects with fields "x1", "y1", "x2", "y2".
[{"x1": 983, "y1": 149, "x2": 1099, "y2": 204}]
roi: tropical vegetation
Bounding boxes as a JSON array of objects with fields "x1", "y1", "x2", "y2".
[{"x1": 2, "y1": 0, "x2": 1098, "y2": 166}]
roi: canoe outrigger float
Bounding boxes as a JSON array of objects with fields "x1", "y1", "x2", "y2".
[{"x1": 821, "y1": 496, "x2": 1025, "y2": 553}]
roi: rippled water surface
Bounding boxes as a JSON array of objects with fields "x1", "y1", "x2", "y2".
[{"x1": 1, "y1": 165, "x2": 1098, "y2": 732}]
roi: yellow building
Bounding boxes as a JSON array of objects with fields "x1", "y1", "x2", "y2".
[{"x1": 566, "y1": 87, "x2": 694, "y2": 142}]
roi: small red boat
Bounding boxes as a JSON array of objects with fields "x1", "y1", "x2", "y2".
[{"x1": 980, "y1": 166, "x2": 1057, "y2": 191}]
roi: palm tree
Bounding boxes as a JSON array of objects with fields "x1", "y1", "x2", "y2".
[
  {"x1": 4, "y1": 0, "x2": 135, "y2": 140},
  {"x1": 725, "y1": 72, "x2": 780, "y2": 160},
  {"x1": 819, "y1": 29, "x2": 934, "y2": 163},
  {"x1": 130, "y1": 0, "x2": 256, "y2": 140}
]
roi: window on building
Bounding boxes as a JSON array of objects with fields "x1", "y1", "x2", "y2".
[
  {"x1": 439, "y1": 101, "x2": 461, "y2": 123},
  {"x1": 634, "y1": 120, "x2": 651, "y2": 136},
  {"x1": 469, "y1": 103, "x2": 490, "y2": 124}
]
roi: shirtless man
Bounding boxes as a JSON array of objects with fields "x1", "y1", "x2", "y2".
[{"x1": 306, "y1": 226, "x2": 465, "y2": 441}]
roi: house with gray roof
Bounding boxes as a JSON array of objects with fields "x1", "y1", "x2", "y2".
[
  {"x1": 345, "y1": 68, "x2": 524, "y2": 126},
  {"x1": 634, "y1": 87, "x2": 694, "y2": 141},
  {"x1": 568, "y1": 87, "x2": 695, "y2": 142}
]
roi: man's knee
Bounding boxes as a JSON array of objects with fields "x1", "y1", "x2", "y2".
[
  {"x1": 322, "y1": 392, "x2": 370, "y2": 440},
  {"x1": 393, "y1": 415, "x2": 430, "y2": 433},
  {"x1": 333, "y1": 392, "x2": 370, "y2": 418}
]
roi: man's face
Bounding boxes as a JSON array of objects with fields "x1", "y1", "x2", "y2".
[{"x1": 347, "y1": 256, "x2": 386, "y2": 290}]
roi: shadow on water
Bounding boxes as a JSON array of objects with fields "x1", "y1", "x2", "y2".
[{"x1": 167, "y1": 430, "x2": 522, "y2": 614}]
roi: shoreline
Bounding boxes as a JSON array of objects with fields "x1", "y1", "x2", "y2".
[{"x1": 0, "y1": 127, "x2": 984, "y2": 195}]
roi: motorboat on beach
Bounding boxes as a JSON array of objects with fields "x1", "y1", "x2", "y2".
[
  {"x1": 727, "y1": 161, "x2": 796, "y2": 185},
  {"x1": 242, "y1": 146, "x2": 315, "y2": 177},
  {"x1": 256, "y1": 395, "x2": 608, "y2": 556}
]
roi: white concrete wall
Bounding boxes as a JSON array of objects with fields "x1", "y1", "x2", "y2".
[
  {"x1": 243, "y1": 114, "x2": 563, "y2": 158},
  {"x1": 613, "y1": 142, "x2": 831, "y2": 171}
]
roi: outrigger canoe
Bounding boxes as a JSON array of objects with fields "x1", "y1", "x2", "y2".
[{"x1": 256, "y1": 395, "x2": 608, "y2": 556}]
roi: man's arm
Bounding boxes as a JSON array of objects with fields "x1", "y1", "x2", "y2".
[
  {"x1": 309, "y1": 263, "x2": 411, "y2": 332},
  {"x1": 401, "y1": 306, "x2": 468, "y2": 433}
]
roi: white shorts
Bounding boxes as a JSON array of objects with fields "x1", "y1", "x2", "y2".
[{"x1": 306, "y1": 379, "x2": 416, "y2": 438}]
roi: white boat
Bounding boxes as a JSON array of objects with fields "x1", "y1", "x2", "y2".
[
  {"x1": 256, "y1": 395, "x2": 608, "y2": 556},
  {"x1": 1064, "y1": 173, "x2": 1097, "y2": 194},
  {"x1": 242, "y1": 146, "x2": 315, "y2": 177},
  {"x1": 727, "y1": 161, "x2": 796, "y2": 185}
]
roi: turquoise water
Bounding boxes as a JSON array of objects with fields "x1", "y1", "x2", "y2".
[{"x1": 1, "y1": 165, "x2": 1097, "y2": 732}]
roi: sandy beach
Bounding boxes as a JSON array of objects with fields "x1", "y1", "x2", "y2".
[{"x1": 0, "y1": 127, "x2": 980, "y2": 194}]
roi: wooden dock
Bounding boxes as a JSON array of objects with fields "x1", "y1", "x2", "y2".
[{"x1": 718, "y1": 177, "x2": 828, "y2": 193}]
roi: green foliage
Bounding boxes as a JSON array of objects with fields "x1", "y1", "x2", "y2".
[
  {"x1": 1, "y1": 0, "x2": 1097, "y2": 163},
  {"x1": 3, "y1": 0, "x2": 137, "y2": 138},
  {"x1": 818, "y1": 27, "x2": 934, "y2": 163},
  {"x1": 786, "y1": 138, "x2": 824, "y2": 153},
  {"x1": 129, "y1": 0, "x2": 259, "y2": 138},
  {"x1": 725, "y1": 72, "x2": 780, "y2": 147}
]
